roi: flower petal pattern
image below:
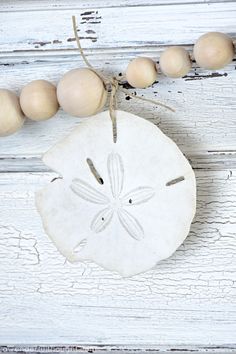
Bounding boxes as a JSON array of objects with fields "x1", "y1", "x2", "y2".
[
  {"x1": 70, "y1": 154, "x2": 154, "y2": 241},
  {"x1": 117, "y1": 208, "x2": 144, "y2": 240},
  {"x1": 91, "y1": 207, "x2": 114, "y2": 233},
  {"x1": 71, "y1": 178, "x2": 109, "y2": 204},
  {"x1": 122, "y1": 187, "x2": 155, "y2": 206},
  {"x1": 107, "y1": 153, "x2": 124, "y2": 198}
]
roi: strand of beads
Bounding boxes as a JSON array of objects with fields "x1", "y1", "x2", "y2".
[
  {"x1": 126, "y1": 32, "x2": 235, "y2": 88},
  {"x1": 0, "y1": 31, "x2": 235, "y2": 137},
  {"x1": 0, "y1": 80, "x2": 59, "y2": 137}
]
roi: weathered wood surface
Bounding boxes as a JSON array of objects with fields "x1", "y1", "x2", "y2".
[
  {"x1": 0, "y1": 170, "x2": 235, "y2": 350},
  {"x1": 1, "y1": 60, "x2": 236, "y2": 162},
  {"x1": 0, "y1": 0, "x2": 236, "y2": 352},
  {"x1": 1, "y1": 0, "x2": 233, "y2": 12},
  {"x1": 1, "y1": 1, "x2": 236, "y2": 52}
]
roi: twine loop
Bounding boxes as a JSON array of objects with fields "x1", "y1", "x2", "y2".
[{"x1": 72, "y1": 15, "x2": 174, "y2": 143}]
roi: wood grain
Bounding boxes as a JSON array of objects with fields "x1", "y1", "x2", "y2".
[
  {"x1": 0, "y1": 0, "x2": 236, "y2": 163},
  {"x1": 0, "y1": 59, "x2": 236, "y2": 161},
  {"x1": 0, "y1": 2, "x2": 236, "y2": 53},
  {"x1": 1, "y1": 0, "x2": 233, "y2": 12}
]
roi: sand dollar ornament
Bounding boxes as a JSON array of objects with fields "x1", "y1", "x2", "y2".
[{"x1": 36, "y1": 110, "x2": 196, "y2": 277}]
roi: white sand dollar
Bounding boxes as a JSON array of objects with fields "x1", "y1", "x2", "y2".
[{"x1": 36, "y1": 110, "x2": 196, "y2": 277}]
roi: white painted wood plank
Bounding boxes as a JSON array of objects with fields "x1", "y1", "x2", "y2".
[
  {"x1": 0, "y1": 3, "x2": 236, "y2": 53},
  {"x1": 1, "y1": 346, "x2": 236, "y2": 354},
  {"x1": 1, "y1": 152, "x2": 236, "y2": 172},
  {"x1": 0, "y1": 58, "x2": 235, "y2": 160},
  {"x1": 0, "y1": 169, "x2": 235, "y2": 345},
  {"x1": 1, "y1": 0, "x2": 233, "y2": 12}
]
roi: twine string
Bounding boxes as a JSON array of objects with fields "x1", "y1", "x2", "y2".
[
  {"x1": 72, "y1": 15, "x2": 175, "y2": 143},
  {"x1": 72, "y1": 16, "x2": 109, "y2": 86},
  {"x1": 119, "y1": 88, "x2": 175, "y2": 112},
  {"x1": 72, "y1": 16, "x2": 95, "y2": 71},
  {"x1": 109, "y1": 78, "x2": 119, "y2": 143}
]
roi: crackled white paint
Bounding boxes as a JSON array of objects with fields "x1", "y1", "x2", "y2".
[
  {"x1": 0, "y1": 170, "x2": 236, "y2": 348},
  {"x1": 0, "y1": 0, "x2": 235, "y2": 352},
  {"x1": 0, "y1": 2, "x2": 236, "y2": 53}
]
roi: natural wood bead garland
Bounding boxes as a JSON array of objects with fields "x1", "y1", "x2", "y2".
[{"x1": 0, "y1": 29, "x2": 235, "y2": 137}]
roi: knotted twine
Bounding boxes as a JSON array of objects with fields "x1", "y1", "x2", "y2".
[{"x1": 72, "y1": 16, "x2": 174, "y2": 143}]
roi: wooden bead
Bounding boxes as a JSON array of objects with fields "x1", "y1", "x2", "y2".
[
  {"x1": 194, "y1": 32, "x2": 234, "y2": 70},
  {"x1": 57, "y1": 68, "x2": 107, "y2": 118},
  {"x1": 126, "y1": 57, "x2": 157, "y2": 88},
  {"x1": 160, "y1": 47, "x2": 191, "y2": 78},
  {"x1": 20, "y1": 80, "x2": 59, "y2": 121},
  {"x1": 0, "y1": 89, "x2": 24, "y2": 137}
]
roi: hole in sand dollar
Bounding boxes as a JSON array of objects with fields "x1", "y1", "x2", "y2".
[
  {"x1": 50, "y1": 176, "x2": 62, "y2": 183},
  {"x1": 86, "y1": 158, "x2": 104, "y2": 185},
  {"x1": 166, "y1": 176, "x2": 185, "y2": 186}
]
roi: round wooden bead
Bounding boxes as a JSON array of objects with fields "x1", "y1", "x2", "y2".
[
  {"x1": 193, "y1": 32, "x2": 234, "y2": 70},
  {"x1": 126, "y1": 57, "x2": 157, "y2": 88},
  {"x1": 20, "y1": 80, "x2": 59, "y2": 121},
  {"x1": 0, "y1": 89, "x2": 25, "y2": 137},
  {"x1": 57, "y1": 68, "x2": 107, "y2": 118},
  {"x1": 160, "y1": 47, "x2": 191, "y2": 78}
]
